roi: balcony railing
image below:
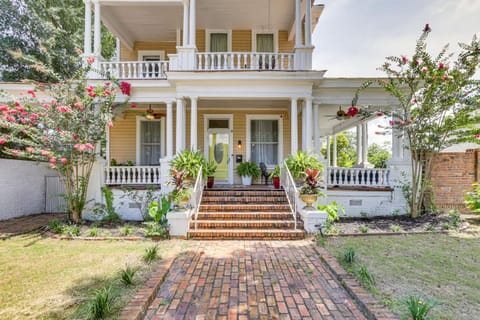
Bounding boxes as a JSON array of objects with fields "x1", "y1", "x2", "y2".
[
  {"x1": 196, "y1": 52, "x2": 295, "y2": 71},
  {"x1": 99, "y1": 61, "x2": 169, "y2": 79},
  {"x1": 104, "y1": 166, "x2": 161, "y2": 185},
  {"x1": 326, "y1": 167, "x2": 391, "y2": 187}
]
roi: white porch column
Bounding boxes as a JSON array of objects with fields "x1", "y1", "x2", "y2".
[
  {"x1": 361, "y1": 122, "x2": 371, "y2": 167},
  {"x1": 83, "y1": 0, "x2": 92, "y2": 56},
  {"x1": 304, "y1": 0, "x2": 312, "y2": 47},
  {"x1": 182, "y1": 0, "x2": 190, "y2": 46},
  {"x1": 301, "y1": 102, "x2": 306, "y2": 150},
  {"x1": 93, "y1": 0, "x2": 101, "y2": 56},
  {"x1": 356, "y1": 124, "x2": 362, "y2": 165},
  {"x1": 313, "y1": 103, "x2": 320, "y2": 154},
  {"x1": 176, "y1": 99, "x2": 184, "y2": 153},
  {"x1": 189, "y1": 0, "x2": 196, "y2": 47},
  {"x1": 295, "y1": 0, "x2": 302, "y2": 47},
  {"x1": 332, "y1": 134, "x2": 338, "y2": 167},
  {"x1": 326, "y1": 135, "x2": 331, "y2": 166},
  {"x1": 182, "y1": 100, "x2": 186, "y2": 148},
  {"x1": 166, "y1": 101, "x2": 173, "y2": 157},
  {"x1": 290, "y1": 98, "x2": 298, "y2": 155},
  {"x1": 190, "y1": 97, "x2": 198, "y2": 151},
  {"x1": 115, "y1": 38, "x2": 120, "y2": 61},
  {"x1": 305, "y1": 98, "x2": 313, "y2": 152}
]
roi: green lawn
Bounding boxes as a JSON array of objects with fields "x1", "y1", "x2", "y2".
[
  {"x1": 325, "y1": 231, "x2": 480, "y2": 319},
  {"x1": 0, "y1": 235, "x2": 188, "y2": 319}
]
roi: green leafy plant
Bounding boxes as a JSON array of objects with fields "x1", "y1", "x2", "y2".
[
  {"x1": 299, "y1": 168, "x2": 323, "y2": 195},
  {"x1": 448, "y1": 209, "x2": 461, "y2": 228},
  {"x1": 47, "y1": 220, "x2": 65, "y2": 234},
  {"x1": 121, "y1": 186, "x2": 158, "y2": 220},
  {"x1": 359, "y1": 225, "x2": 369, "y2": 233},
  {"x1": 121, "y1": 224, "x2": 133, "y2": 236},
  {"x1": 357, "y1": 265, "x2": 376, "y2": 288},
  {"x1": 236, "y1": 161, "x2": 260, "y2": 178},
  {"x1": 405, "y1": 295, "x2": 436, "y2": 320},
  {"x1": 465, "y1": 183, "x2": 480, "y2": 214},
  {"x1": 85, "y1": 286, "x2": 117, "y2": 320},
  {"x1": 317, "y1": 201, "x2": 344, "y2": 236},
  {"x1": 268, "y1": 165, "x2": 281, "y2": 178},
  {"x1": 143, "y1": 246, "x2": 160, "y2": 263},
  {"x1": 88, "y1": 228, "x2": 98, "y2": 237},
  {"x1": 285, "y1": 151, "x2": 323, "y2": 180},
  {"x1": 64, "y1": 224, "x2": 80, "y2": 237},
  {"x1": 101, "y1": 187, "x2": 120, "y2": 223},
  {"x1": 390, "y1": 224, "x2": 402, "y2": 232},
  {"x1": 144, "y1": 222, "x2": 169, "y2": 238},
  {"x1": 148, "y1": 196, "x2": 171, "y2": 225},
  {"x1": 343, "y1": 247, "x2": 356, "y2": 264},
  {"x1": 170, "y1": 150, "x2": 207, "y2": 180},
  {"x1": 117, "y1": 266, "x2": 139, "y2": 286},
  {"x1": 204, "y1": 161, "x2": 217, "y2": 177}
]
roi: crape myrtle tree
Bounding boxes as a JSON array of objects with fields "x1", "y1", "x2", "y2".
[
  {"x1": 0, "y1": 60, "x2": 131, "y2": 222},
  {"x1": 352, "y1": 25, "x2": 480, "y2": 217}
]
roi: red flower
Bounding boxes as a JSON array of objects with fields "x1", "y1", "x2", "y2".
[
  {"x1": 423, "y1": 24, "x2": 431, "y2": 32},
  {"x1": 27, "y1": 90, "x2": 36, "y2": 98},
  {"x1": 438, "y1": 63, "x2": 446, "y2": 70},
  {"x1": 0, "y1": 105, "x2": 8, "y2": 111},
  {"x1": 120, "y1": 82, "x2": 131, "y2": 96},
  {"x1": 376, "y1": 112, "x2": 383, "y2": 117},
  {"x1": 475, "y1": 134, "x2": 480, "y2": 139},
  {"x1": 57, "y1": 105, "x2": 71, "y2": 113},
  {"x1": 0, "y1": 138, "x2": 6, "y2": 145},
  {"x1": 130, "y1": 103, "x2": 137, "y2": 109},
  {"x1": 86, "y1": 56, "x2": 95, "y2": 65},
  {"x1": 347, "y1": 106, "x2": 359, "y2": 117},
  {"x1": 401, "y1": 56, "x2": 408, "y2": 63}
]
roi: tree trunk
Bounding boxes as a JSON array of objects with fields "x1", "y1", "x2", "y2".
[{"x1": 71, "y1": 210, "x2": 81, "y2": 223}]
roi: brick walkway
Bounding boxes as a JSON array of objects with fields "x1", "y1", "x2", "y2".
[
  {"x1": 0, "y1": 213, "x2": 67, "y2": 238},
  {"x1": 144, "y1": 240, "x2": 366, "y2": 320}
]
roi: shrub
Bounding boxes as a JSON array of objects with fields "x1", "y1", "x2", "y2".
[
  {"x1": 121, "y1": 224, "x2": 133, "y2": 236},
  {"x1": 390, "y1": 224, "x2": 402, "y2": 233},
  {"x1": 85, "y1": 286, "x2": 117, "y2": 320},
  {"x1": 64, "y1": 224, "x2": 80, "y2": 237},
  {"x1": 448, "y1": 209, "x2": 461, "y2": 228},
  {"x1": 88, "y1": 228, "x2": 98, "y2": 237},
  {"x1": 143, "y1": 246, "x2": 160, "y2": 263},
  {"x1": 101, "y1": 187, "x2": 120, "y2": 223},
  {"x1": 285, "y1": 151, "x2": 323, "y2": 179},
  {"x1": 343, "y1": 247, "x2": 356, "y2": 264},
  {"x1": 117, "y1": 266, "x2": 139, "y2": 286},
  {"x1": 359, "y1": 225, "x2": 369, "y2": 233},
  {"x1": 405, "y1": 295, "x2": 436, "y2": 320},
  {"x1": 464, "y1": 183, "x2": 480, "y2": 214},
  {"x1": 48, "y1": 220, "x2": 65, "y2": 234}
]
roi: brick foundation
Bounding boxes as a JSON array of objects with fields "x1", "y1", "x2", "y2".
[{"x1": 431, "y1": 148, "x2": 480, "y2": 211}]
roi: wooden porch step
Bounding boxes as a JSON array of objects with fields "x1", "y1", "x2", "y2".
[
  {"x1": 195, "y1": 211, "x2": 295, "y2": 220},
  {"x1": 189, "y1": 220, "x2": 300, "y2": 230},
  {"x1": 188, "y1": 229, "x2": 306, "y2": 240},
  {"x1": 199, "y1": 204, "x2": 292, "y2": 212}
]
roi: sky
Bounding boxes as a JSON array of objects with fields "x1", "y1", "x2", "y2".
[
  {"x1": 312, "y1": 0, "x2": 480, "y2": 77},
  {"x1": 311, "y1": 0, "x2": 480, "y2": 146}
]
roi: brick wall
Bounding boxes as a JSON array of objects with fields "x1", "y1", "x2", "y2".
[{"x1": 431, "y1": 149, "x2": 480, "y2": 211}]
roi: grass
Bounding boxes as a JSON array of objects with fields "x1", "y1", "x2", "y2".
[
  {"x1": 0, "y1": 234, "x2": 185, "y2": 319},
  {"x1": 325, "y1": 232, "x2": 480, "y2": 319}
]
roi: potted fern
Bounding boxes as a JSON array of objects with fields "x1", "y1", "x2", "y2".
[
  {"x1": 269, "y1": 165, "x2": 281, "y2": 189},
  {"x1": 204, "y1": 161, "x2": 217, "y2": 188},
  {"x1": 236, "y1": 161, "x2": 260, "y2": 186},
  {"x1": 170, "y1": 150, "x2": 207, "y2": 185},
  {"x1": 285, "y1": 151, "x2": 323, "y2": 185}
]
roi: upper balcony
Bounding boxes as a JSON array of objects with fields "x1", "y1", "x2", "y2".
[{"x1": 85, "y1": 0, "x2": 323, "y2": 79}]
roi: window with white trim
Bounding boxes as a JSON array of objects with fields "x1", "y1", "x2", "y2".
[
  {"x1": 249, "y1": 119, "x2": 279, "y2": 166},
  {"x1": 139, "y1": 120, "x2": 162, "y2": 165}
]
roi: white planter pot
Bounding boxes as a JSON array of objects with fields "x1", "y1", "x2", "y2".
[
  {"x1": 241, "y1": 176, "x2": 252, "y2": 186},
  {"x1": 166, "y1": 209, "x2": 191, "y2": 237}
]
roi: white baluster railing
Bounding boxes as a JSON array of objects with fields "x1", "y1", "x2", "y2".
[
  {"x1": 104, "y1": 166, "x2": 161, "y2": 185},
  {"x1": 99, "y1": 61, "x2": 169, "y2": 79},
  {"x1": 191, "y1": 166, "x2": 204, "y2": 230},
  {"x1": 326, "y1": 167, "x2": 391, "y2": 187},
  {"x1": 196, "y1": 52, "x2": 295, "y2": 71},
  {"x1": 281, "y1": 162, "x2": 298, "y2": 230}
]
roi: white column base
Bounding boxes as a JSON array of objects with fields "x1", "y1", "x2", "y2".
[
  {"x1": 176, "y1": 47, "x2": 197, "y2": 70},
  {"x1": 167, "y1": 209, "x2": 192, "y2": 237},
  {"x1": 294, "y1": 46, "x2": 314, "y2": 70}
]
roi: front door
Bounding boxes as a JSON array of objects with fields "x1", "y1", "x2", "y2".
[{"x1": 205, "y1": 116, "x2": 233, "y2": 184}]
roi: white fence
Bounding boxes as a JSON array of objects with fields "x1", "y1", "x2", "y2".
[
  {"x1": 196, "y1": 52, "x2": 295, "y2": 71},
  {"x1": 104, "y1": 166, "x2": 161, "y2": 185},
  {"x1": 326, "y1": 167, "x2": 391, "y2": 187},
  {"x1": 0, "y1": 159, "x2": 65, "y2": 220},
  {"x1": 99, "y1": 61, "x2": 169, "y2": 79}
]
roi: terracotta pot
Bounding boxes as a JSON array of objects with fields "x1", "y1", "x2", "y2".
[
  {"x1": 207, "y1": 176, "x2": 214, "y2": 188},
  {"x1": 300, "y1": 194, "x2": 318, "y2": 209},
  {"x1": 272, "y1": 176, "x2": 280, "y2": 189}
]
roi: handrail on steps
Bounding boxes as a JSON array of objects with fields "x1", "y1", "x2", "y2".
[
  {"x1": 281, "y1": 161, "x2": 298, "y2": 230},
  {"x1": 191, "y1": 165, "x2": 204, "y2": 231}
]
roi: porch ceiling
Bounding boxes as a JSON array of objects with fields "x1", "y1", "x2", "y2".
[{"x1": 101, "y1": 0, "x2": 311, "y2": 44}]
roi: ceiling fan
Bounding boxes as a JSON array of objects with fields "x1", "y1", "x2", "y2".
[{"x1": 324, "y1": 106, "x2": 351, "y2": 121}]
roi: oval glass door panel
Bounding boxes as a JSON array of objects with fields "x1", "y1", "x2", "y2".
[
  {"x1": 214, "y1": 143, "x2": 223, "y2": 164},
  {"x1": 208, "y1": 132, "x2": 229, "y2": 181}
]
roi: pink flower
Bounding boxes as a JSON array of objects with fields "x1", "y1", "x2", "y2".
[
  {"x1": 74, "y1": 102, "x2": 83, "y2": 110},
  {"x1": 74, "y1": 144, "x2": 87, "y2": 152},
  {"x1": 49, "y1": 157, "x2": 56, "y2": 163},
  {"x1": 72, "y1": 134, "x2": 79, "y2": 140},
  {"x1": 421, "y1": 67, "x2": 428, "y2": 73},
  {"x1": 374, "y1": 131, "x2": 382, "y2": 135},
  {"x1": 88, "y1": 91, "x2": 97, "y2": 98},
  {"x1": 438, "y1": 62, "x2": 447, "y2": 70},
  {"x1": 389, "y1": 120, "x2": 395, "y2": 126},
  {"x1": 27, "y1": 90, "x2": 36, "y2": 98},
  {"x1": 85, "y1": 86, "x2": 94, "y2": 92},
  {"x1": 347, "y1": 106, "x2": 359, "y2": 117},
  {"x1": 43, "y1": 103, "x2": 50, "y2": 109},
  {"x1": 0, "y1": 138, "x2": 6, "y2": 145},
  {"x1": 120, "y1": 82, "x2": 131, "y2": 96},
  {"x1": 401, "y1": 56, "x2": 408, "y2": 63},
  {"x1": 107, "y1": 120, "x2": 113, "y2": 128},
  {"x1": 26, "y1": 147, "x2": 34, "y2": 154},
  {"x1": 0, "y1": 105, "x2": 9, "y2": 111},
  {"x1": 85, "y1": 143, "x2": 94, "y2": 150},
  {"x1": 86, "y1": 56, "x2": 95, "y2": 65},
  {"x1": 60, "y1": 157, "x2": 68, "y2": 164},
  {"x1": 130, "y1": 103, "x2": 137, "y2": 109},
  {"x1": 49, "y1": 163, "x2": 56, "y2": 169},
  {"x1": 57, "y1": 105, "x2": 71, "y2": 113},
  {"x1": 475, "y1": 134, "x2": 480, "y2": 139},
  {"x1": 40, "y1": 150, "x2": 50, "y2": 157},
  {"x1": 412, "y1": 98, "x2": 417, "y2": 104},
  {"x1": 104, "y1": 89, "x2": 111, "y2": 96},
  {"x1": 105, "y1": 82, "x2": 111, "y2": 86},
  {"x1": 376, "y1": 112, "x2": 383, "y2": 117}
]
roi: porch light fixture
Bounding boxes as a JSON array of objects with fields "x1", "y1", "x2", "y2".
[
  {"x1": 237, "y1": 140, "x2": 242, "y2": 149},
  {"x1": 145, "y1": 104, "x2": 155, "y2": 120}
]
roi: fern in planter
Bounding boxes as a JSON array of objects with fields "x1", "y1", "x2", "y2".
[
  {"x1": 236, "y1": 161, "x2": 260, "y2": 186},
  {"x1": 285, "y1": 151, "x2": 323, "y2": 180},
  {"x1": 170, "y1": 150, "x2": 207, "y2": 180}
]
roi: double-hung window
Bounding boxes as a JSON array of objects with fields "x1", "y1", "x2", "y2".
[
  {"x1": 248, "y1": 117, "x2": 281, "y2": 166},
  {"x1": 139, "y1": 120, "x2": 162, "y2": 165}
]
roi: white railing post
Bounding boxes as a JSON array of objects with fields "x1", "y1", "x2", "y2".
[
  {"x1": 191, "y1": 165, "x2": 204, "y2": 230},
  {"x1": 281, "y1": 162, "x2": 298, "y2": 230}
]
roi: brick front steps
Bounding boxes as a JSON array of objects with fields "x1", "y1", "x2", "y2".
[{"x1": 188, "y1": 187, "x2": 305, "y2": 240}]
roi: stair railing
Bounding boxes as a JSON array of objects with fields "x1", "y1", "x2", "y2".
[
  {"x1": 190, "y1": 165, "x2": 204, "y2": 231},
  {"x1": 281, "y1": 161, "x2": 297, "y2": 230}
]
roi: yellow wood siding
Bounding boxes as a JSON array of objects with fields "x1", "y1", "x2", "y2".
[
  {"x1": 278, "y1": 30, "x2": 294, "y2": 53},
  {"x1": 232, "y1": 30, "x2": 252, "y2": 52},
  {"x1": 109, "y1": 112, "x2": 137, "y2": 164},
  {"x1": 120, "y1": 42, "x2": 177, "y2": 62}
]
